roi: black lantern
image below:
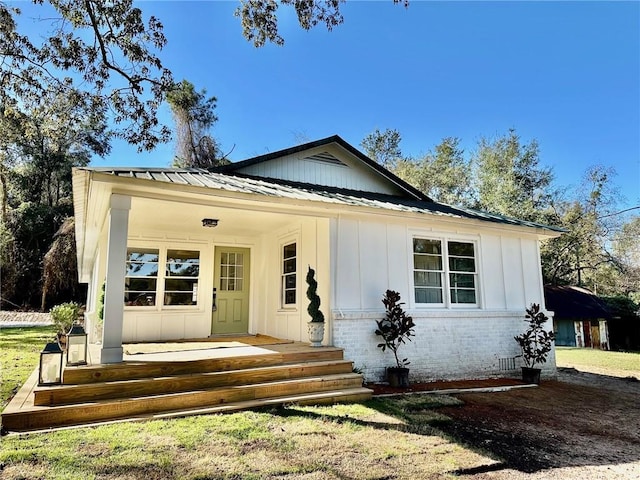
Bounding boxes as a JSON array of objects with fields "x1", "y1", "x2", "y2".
[
  {"x1": 39, "y1": 341, "x2": 64, "y2": 385},
  {"x1": 66, "y1": 324, "x2": 88, "y2": 366}
]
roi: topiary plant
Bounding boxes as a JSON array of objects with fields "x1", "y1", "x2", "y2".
[{"x1": 306, "y1": 266, "x2": 325, "y2": 323}]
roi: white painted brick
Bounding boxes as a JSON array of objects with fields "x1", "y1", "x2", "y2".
[{"x1": 332, "y1": 310, "x2": 556, "y2": 383}]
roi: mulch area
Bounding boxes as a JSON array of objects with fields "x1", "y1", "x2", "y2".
[{"x1": 366, "y1": 377, "x2": 526, "y2": 395}]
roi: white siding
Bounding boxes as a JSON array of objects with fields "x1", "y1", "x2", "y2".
[
  {"x1": 259, "y1": 217, "x2": 331, "y2": 343},
  {"x1": 236, "y1": 145, "x2": 407, "y2": 196},
  {"x1": 330, "y1": 214, "x2": 555, "y2": 382}
]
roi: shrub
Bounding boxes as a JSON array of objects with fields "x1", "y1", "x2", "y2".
[
  {"x1": 514, "y1": 303, "x2": 555, "y2": 368},
  {"x1": 50, "y1": 302, "x2": 81, "y2": 334},
  {"x1": 375, "y1": 290, "x2": 415, "y2": 368}
]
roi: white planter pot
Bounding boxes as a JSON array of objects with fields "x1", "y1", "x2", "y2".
[{"x1": 307, "y1": 322, "x2": 325, "y2": 347}]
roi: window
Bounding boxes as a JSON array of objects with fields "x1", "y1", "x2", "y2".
[
  {"x1": 413, "y1": 238, "x2": 477, "y2": 306},
  {"x1": 220, "y1": 252, "x2": 244, "y2": 291},
  {"x1": 447, "y1": 241, "x2": 477, "y2": 304},
  {"x1": 125, "y1": 248, "x2": 159, "y2": 306},
  {"x1": 164, "y1": 250, "x2": 200, "y2": 305},
  {"x1": 125, "y1": 247, "x2": 201, "y2": 308},
  {"x1": 282, "y1": 242, "x2": 296, "y2": 307}
]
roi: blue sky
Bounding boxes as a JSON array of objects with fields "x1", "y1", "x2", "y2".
[{"x1": 21, "y1": 1, "x2": 640, "y2": 210}]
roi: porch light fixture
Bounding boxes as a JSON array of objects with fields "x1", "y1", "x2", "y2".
[
  {"x1": 66, "y1": 324, "x2": 88, "y2": 366},
  {"x1": 38, "y1": 341, "x2": 64, "y2": 385},
  {"x1": 202, "y1": 218, "x2": 219, "y2": 228}
]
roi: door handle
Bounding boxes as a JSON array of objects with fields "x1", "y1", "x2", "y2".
[{"x1": 212, "y1": 287, "x2": 217, "y2": 312}]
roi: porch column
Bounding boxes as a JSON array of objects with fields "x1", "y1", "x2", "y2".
[{"x1": 100, "y1": 194, "x2": 131, "y2": 363}]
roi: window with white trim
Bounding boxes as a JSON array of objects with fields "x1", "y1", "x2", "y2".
[
  {"x1": 413, "y1": 238, "x2": 477, "y2": 306},
  {"x1": 125, "y1": 248, "x2": 159, "y2": 306},
  {"x1": 282, "y1": 242, "x2": 297, "y2": 307},
  {"x1": 125, "y1": 247, "x2": 201, "y2": 307},
  {"x1": 164, "y1": 250, "x2": 200, "y2": 305}
]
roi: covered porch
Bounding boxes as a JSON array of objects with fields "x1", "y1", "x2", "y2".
[{"x1": 73, "y1": 168, "x2": 333, "y2": 365}]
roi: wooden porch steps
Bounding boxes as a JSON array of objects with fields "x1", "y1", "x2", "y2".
[{"x1": 1, "y1": 345, "x2": 372, "y2": 432}]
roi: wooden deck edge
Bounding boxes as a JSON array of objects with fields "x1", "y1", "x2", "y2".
[
  {"x1": 35, "y1": 360, "x2": 355, "y2": 406},
  {"x1": 63, "y1": 347, "x2": 345, "y2": 384},
  {"x1": 2, "y1": 388, "x2": 374, "y2": 434}
]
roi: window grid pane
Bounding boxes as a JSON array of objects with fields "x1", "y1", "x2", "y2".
[
  {"x1": 413, "y1": 239, "x2": 477, "y2": 306},
  {"x1": 220, "y1": 252, "x2": 244, "y2": 292},
  {"x1": 282, "y1": 242, "x2": 296, "y2": 306},
  {"x1": 413, "y1": 239, "x2": 443, "y2": 304}
]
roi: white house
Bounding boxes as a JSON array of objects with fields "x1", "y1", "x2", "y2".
[{"x1": 73, "y1": 135, "x2": 562, "y2": 382}]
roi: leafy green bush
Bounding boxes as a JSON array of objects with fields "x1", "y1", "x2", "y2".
[{"x1": 50, "y1": 302, "x2": 81, "y2": 333}]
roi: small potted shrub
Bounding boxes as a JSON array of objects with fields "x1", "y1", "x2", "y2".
[
  {"x1": 514, "y1": 303, "x2": 555, "y2": 384},
  {"x1": 50, "y1": 302, "x2": 82, "y2": 350},
  {"x1": 375, "y1": 290, "x2": 416, "y2": 388},
  {"x1": 306, "y1": 266, "x2": 325, "y2": 347}
]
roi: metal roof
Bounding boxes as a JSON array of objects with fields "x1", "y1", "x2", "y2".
[{"x1": 84, "y1": 167, "x2": 565, "y2": 233}]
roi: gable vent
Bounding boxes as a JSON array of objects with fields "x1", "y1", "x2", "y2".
[{"x1": 304, "y1": 152, "x2": 346, "y2": 166}]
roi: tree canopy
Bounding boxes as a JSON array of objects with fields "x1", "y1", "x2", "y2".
[
  {"x1": 167, "y1": 80, "x2": 228, "y2": 169},
  {"x1": 361, "y1": 127, "x2": 639, "y2": 300}
]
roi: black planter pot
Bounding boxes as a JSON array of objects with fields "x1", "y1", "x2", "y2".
[
  {"x1": 522, "y1": 367, "x2": 541, "y2": 384},
  {"x1": 387, "y1": 367, "x2": 410, "y2": 388}
]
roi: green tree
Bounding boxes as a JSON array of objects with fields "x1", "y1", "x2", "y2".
[
  {"x1": 166, "y1": 80, "x2": 227, "y2": 169},
  {"x1": 0, "y1": 1, "x2": 172, "y2": 151},
  {"x1": 472, "y1": 129, "x2": 554, "y2": 223},
  {"x1": 394, "y1": 137, "x2": 472, "y2": 205},
  {"x1": 360, "y1": 128, "x2": 403, "y2": 169},
  {"x1": 0, "y1": 90, "x2": 109, "y2": 309},
  {"x1": 540, "y1": 166, "x2": 622, "y2": 290}
]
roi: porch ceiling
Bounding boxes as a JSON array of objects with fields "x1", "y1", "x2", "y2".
[{"x1": 128, "y1": 196, "x2": 297, "y2": 237}]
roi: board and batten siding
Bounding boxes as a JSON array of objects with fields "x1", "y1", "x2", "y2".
[
  {"x1": 257, "y1": 217, "x2": 331, "y2": 344},
  {"x1": 234, "y1": 145, "x2": 407, "y2": 196},
  {"x1": 330, "y1": 215, "x2": 553, "y2": 382}
]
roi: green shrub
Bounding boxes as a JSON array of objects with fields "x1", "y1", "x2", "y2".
[{"x1": 50, "y1": 302, "x2": 81, "y2": 333}]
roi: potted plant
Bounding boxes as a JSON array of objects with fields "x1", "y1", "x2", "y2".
[
  {"x1": 514, "y1": 303, "x2": 555, "y2": 384},
  {"x1": 375, "y1": 290, "x2": 416, "y2": 388},
  {"x1": 50, "y1": 302, "x2": 82, "y2": 351},
  {"x1": 306, "y1": 266, "x2": 325, "y2": 347}
]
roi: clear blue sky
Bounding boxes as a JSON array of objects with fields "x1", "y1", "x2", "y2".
[{"x1": 25, "y1": 1, "x2": 640, "y2": 210}]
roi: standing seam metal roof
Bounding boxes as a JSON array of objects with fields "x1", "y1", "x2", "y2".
[{"x1": 83, "y1": 167, "x2": 565, "y2": 233}]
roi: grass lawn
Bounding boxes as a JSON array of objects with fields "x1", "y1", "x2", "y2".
[
  {"x1": 555, "y1": 347, "x2": 640, "y2": 378},
  {"x1": 0, "y1": 394, "x2": 497, "y2": 479},
  {"x1": 0, "y1": 325, "x2": 58, "y2": 411},
  {"x1": 0, "y1": 327, "x2": 500, "y2": 479}
]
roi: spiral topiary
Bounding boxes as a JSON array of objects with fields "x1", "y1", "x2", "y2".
[{"x1": 306, "y1": 266, "x2": 325, "y2": 323}]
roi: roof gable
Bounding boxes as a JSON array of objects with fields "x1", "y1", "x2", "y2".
[{"x1": 214, "y1": 135, "x2": 430, "y2": 201}]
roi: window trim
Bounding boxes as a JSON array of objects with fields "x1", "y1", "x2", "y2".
[
  {"x1": 411, "y1": 235, "x2": 480, "y2": 309},
  {"x1": 124, "y1": 245, "x2": 202, "y2": 311},
  {"x1": 280, "y1": 239, "x2": 298, "y2": 310}
]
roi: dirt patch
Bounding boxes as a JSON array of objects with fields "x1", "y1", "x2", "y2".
[{"x1": 433, "y1": 368, "x2": 640, "y2": 478}]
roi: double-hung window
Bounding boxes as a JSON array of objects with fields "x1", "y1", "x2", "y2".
[
  {"x1": 282, "y1": 242, "x2": 297, "y2": 307},
  {"x1": 164, "y1": 250, "x2": 200, "y2": 305},
  {"x1": 413, "y1": 238, "x2": 477, "y2": 306},
  {"x1": 125, "y1": 249, "x2": 159, "y2": 306}
]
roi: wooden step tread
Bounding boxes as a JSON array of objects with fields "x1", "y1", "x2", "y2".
[
  {"x1": 3, "y1": 374, "x2": 366, "y2": 431},
  {"x1": 5, "y1": 388, "x2": 374, "y2": 433},
  {"x1": 63, "y1": 347, "x2": 345, "y2": 385},
  {"x1": 35, "y1": 360, "x2": 355, "y2": 406}
]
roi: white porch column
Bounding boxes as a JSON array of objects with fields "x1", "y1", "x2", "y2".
[{"x1": 100, "y1": 194, "x2": 131, "y2": 363}]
